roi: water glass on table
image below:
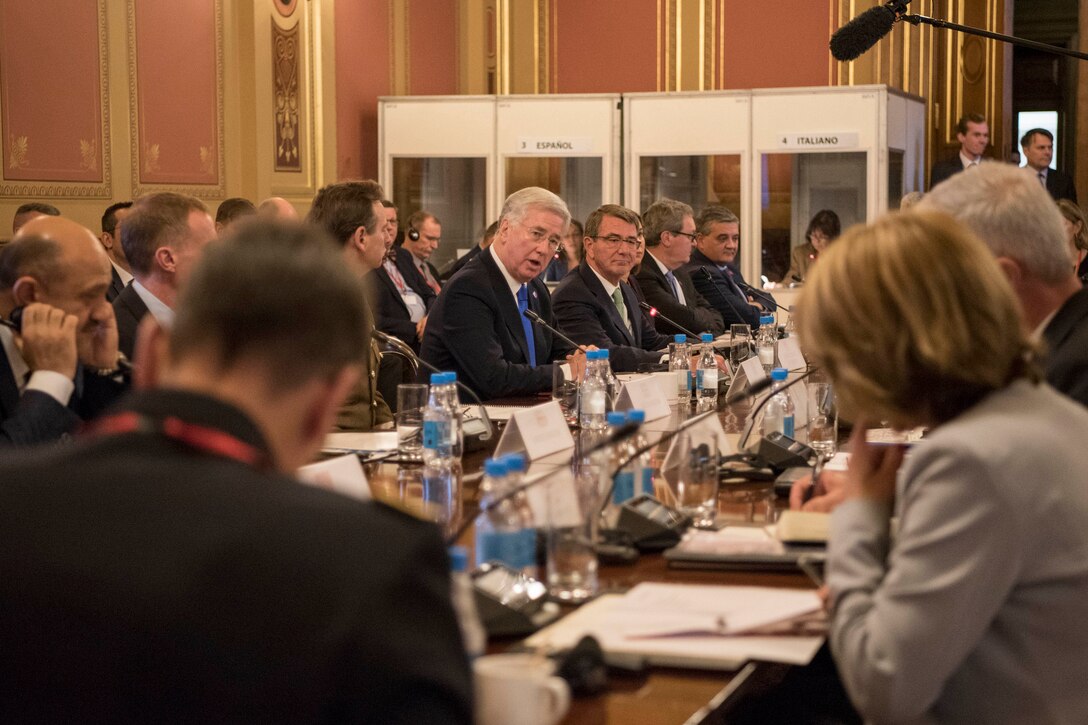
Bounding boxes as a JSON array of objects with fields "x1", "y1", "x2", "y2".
[
  {"x1": 808, "y1": 381, "x2": 838, "y2": 455},
  {"x1": 729, "y1": 324, "x2": 753, "y2": 370},
  {"x1": 552, "y1": 363, "x2": 579, "y2": 426},
  {"x1": 396, "y1": 383, "x2": 429, "y2": 455},
  {"x1": 668, "y1": 429, "x2": 720, "y2": 528}
]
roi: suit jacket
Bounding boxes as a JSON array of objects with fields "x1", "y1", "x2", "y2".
[
  {"x1": 0, "y1": 349, "x2": 126, "y2": 445},
  {"x1": 395, "y1": 246, "x2": 440, "y2": 298},
  {"x1": 930, "y1": 155, "x2": 967, "y2": 189},
  {"x1": 335, "y1": 288, "x2": 393, "y2": 431},
  {"x1": 366, "y1": 257, "x2": 437, "y2": 353},
  {"x1": 552, "y1": 263, "x2": 669, "y2": 373},
  {"x1": 784, "y1": 242, "x2": 818, "y2": 283},
  {"x1": 112, "y1": 283, "x2": 150, "y2": 360},
  {"x1": 682, "y1": 249, "x2": 761, "y2": 329},
  {"x1": 439, "y1": 245, "x2": 481, "y2": 282},
  {"x1": 634, "y1": 253, "x2": 724, "y2": 338},
  {"x1": 0, "y1": 389, "x2": 473, "y2": 723},
  {"x1": 1043, "y1": 286, "x2": 1088, "y2": 408},
  {"x1": 106, "y1": 265, "x2": 125, "y2": 303},
  {"x1": 1044, "y1": 168, "x2": 1078, "y2": 203},
  {"x1": 419, "y1": 248, "x2": 574, "y2": 400},
  {"x1": 543, "y1": 255, "x2": 572, "y2": 282}
]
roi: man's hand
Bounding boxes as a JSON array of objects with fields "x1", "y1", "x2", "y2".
[
  {"x1": 789, "y1": 470, "x2": 848, "y2": 513},
  {"x1": 77, "y1": 302, "x2": 120, "y2": 369},
  {"x1": 566, "y1": 349, "x2": 587, "y2": 382},
  {"x1": 844, "y1": 420, "x2": 905, "y2": 504},
  {"x1": 17, "y1": 303, "x2": 78, "y2": 379},
  {"x1": 415, "y1": 314, "x2": 428, "y2": 339}
]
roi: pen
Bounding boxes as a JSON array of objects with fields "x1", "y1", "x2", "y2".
[{"x1": 801, "y1": 452, "x2": 826, "y2": 505}]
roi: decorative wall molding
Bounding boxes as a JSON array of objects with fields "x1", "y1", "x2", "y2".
[
  {"x1": 127, "y1": 0, "x2": 226, "y2": 198},
  {"x1": 0, "y1": 0, "x2": 111, "y2": 198},
  {"x1": 272, "y1": 19, "x2": 301, "y2": 172}
]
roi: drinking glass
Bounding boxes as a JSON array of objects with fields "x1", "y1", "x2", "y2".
[
  {"x1": 668, "y1": 430, "x2": 720, "y2": 528},
  {"x1": 552, "y1": 364, "x2": 579, "y2": 426},
  {"x1": 396, "y1": 383, "x2": 429, "y2": 455},
  {"x1": 729, "y1": 324, "x2": 753, "y2": 370},
  {"x1": 808, "y1": 381, "x2": 838, "y2": 455},
  {"x1": 544, "y1": 463, "x2": 599, "y2": 603}
]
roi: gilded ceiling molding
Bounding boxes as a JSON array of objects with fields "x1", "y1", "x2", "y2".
[
  {"x1": 0, "y1": 0, "x2": 112, "y2": 199},
  {"x1": 127, "y1": 0, "x2": 226, "y2": 199}
]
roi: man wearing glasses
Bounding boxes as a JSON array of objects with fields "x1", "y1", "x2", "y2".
[
  {"x1": 682, "y1": 205, "x2": 761, "y2": 329},
  {"x1": 553, "y1": 204, "x2": 671, "y2": 372},
  {"x1": 420, "y1": 187, "x2": 585, "y2": 400},
  {"x1": 634, "y1": 198, "x2": 724, "y2": 338}
]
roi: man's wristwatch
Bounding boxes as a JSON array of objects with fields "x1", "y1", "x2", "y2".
[{"x1": 94, "y1": 351, "x2": 131, "y2": 377}]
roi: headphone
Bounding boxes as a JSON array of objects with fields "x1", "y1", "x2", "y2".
[{"x1": 407, "y1": 226, "x2": 420, "y2": 242}]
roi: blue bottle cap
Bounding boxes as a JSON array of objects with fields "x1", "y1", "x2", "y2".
[
  {"x1": 448, "y1": 545, "x2": 469, "y2": 572},
  {"x1": 443, "y1": 371, "x2": 457, "y2": 383},
  {"x1": 597, "y1": 348, "x2": 610, "y2": 359},
  {"x1": 430, "y1": 372, "x2": 445, "y2": 384},
  {"x1": 606, "y1": 412, "x2": 626, "y2": 427},
  {"x1": 700, "y1": 333, "x2": 713, "y2": 343},
  {"x1": 627, "y1": 409, "x2": 646, "y2": 424},
  {"x1": 771, "y1": 367, "x2": 788, "y2": 381},
  {"x1": 483, "y1": 458, "x2": 506, "y2": 477},
  {"x1": 674, "y1": 334, "x2": 686, "y2": 343},
  {"x1": 501, "y1": 452, "x2": 527, "y2": 473},
  {"x1": 760, "y1": 314, "x2": 774, "y2": 325}
]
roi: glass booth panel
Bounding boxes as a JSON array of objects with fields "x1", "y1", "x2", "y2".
[
  {"x1": 392, "y1": 157, "x2": 488, "y2": 269},
  {"x1": 504, "y1": 157, "x2": 602, "y2": 229},
  {"x1": 888, "y1": 150, "x2": 904, "y2": 209},
  {"x1": 638, "y1": 155, "x2": 742, "y2": 217},
  {"x1": 759, "y1": 152, "x2": 867, "y2": 283}
]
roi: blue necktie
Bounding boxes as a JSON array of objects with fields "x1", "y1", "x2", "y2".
[
  {"x1": 665, "y1": 270, "x2": 680, "y2": 300},
  {"x1": 517, "y1": 284, "x2": 537, "y2": 367}
]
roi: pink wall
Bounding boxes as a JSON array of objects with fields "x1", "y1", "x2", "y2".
[
  {"x1": 554, "y1": 0, "x2": 658, "y2": 93},
  {"x1": 0, "y1": 0, "x2": 102, "y2": 182},
  {"x1": 134, "y1": 0, "x2": 219, "y2": 185},
  {"x1": 721, "y1": 0, "x2": 831, "y2": 89},
  {"x1": 408, "y1": 0, "x2": 458, "y2": 96},
  {"x1": 334, "y1": 0, "x2": 389, "y2": 181}
]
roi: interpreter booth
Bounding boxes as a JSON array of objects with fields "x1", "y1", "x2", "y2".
[
  {"x1": 379, "y1": 94, "x2": 622, "y2": 267},
  {"x1": 379, "y1": 96, "x2": 496, "y2": 270}
]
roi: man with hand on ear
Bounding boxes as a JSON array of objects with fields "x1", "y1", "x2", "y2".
[{"x1": 0, "y1": 215, "x2": 126, "y2": 445}]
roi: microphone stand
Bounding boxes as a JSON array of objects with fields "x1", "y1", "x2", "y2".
[
  {"x1": 637, "y1": 301, "x2": 701, "y2": 340},
  {"x1": 733, "y1": 278, "x2": 780, "y2": 312},
  {"x1": 372, "y1": 330, "x2": 494, "y2": 442},
  {"x1": 522, "y1": 309, "x2": 585, "y2": 352},
  {"x1": 697, "y1": 267, "x2": 752, "y2": 328},
  {"x1": 900, "y1": 13, "x2": 1088, "y2": 62}
]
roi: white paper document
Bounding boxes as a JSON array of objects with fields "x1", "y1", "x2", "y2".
[
  {"x1": 322, "y1": 431, "x2": 398, "y2": 454},
  {"x1": 296, "y1": 454, "x2": 372, "y2": 502}
]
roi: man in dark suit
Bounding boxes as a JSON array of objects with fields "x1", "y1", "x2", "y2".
[
  {"x1": 99, "y1": 201, "x2": 133, "y2": 302},
  {"x1": 681, "y1": 205, "x2": 762, "y2": 330},
  {"x1": 420, "y1": 187, "x2": 582, "y2": 400},
  {"x1": 113, "y1": 193, "x2": 216, "y2": 360},
  {"x1": 367, "y1": 222, "x2": 436, "y2": 353},
  {"x1": 930, "y1": 113, "x2": 989, "y2": 189},
  {"x1": 440, "y1": 221, "x2": 497, "y2": 281},
  {"x1": 0, "y1": 221, "x2": 473, "y2": 722},
  {"x1": 0, "y1": 216, "x2": 126, "y2": 445},
  {"x1": 922, "y1": 161, "x2": 1088, "y2": 408},
  {"x1": 634, "y1": 198, "x2": 724, "y2": 338},
  {"x1": 1021, "y1": 128, "x2": 1077, "y2": 203},
  {"x1": 403, "y1": 210, "x2": 444, "y2": 294},
  {"x1": 553, "y1": 204, "x2": 669, "y2": 372}
]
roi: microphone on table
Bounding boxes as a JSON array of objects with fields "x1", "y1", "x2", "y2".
[
  {"x1": 733, "y1": 277, "x2": 781, "y2": 312},
  {"x1": 372, "y1": 330, "x2": 493, "y2": 442},
  {"x1": 697, "y1": 266, "x2": 752, "y2": 327},
  {"x1": 637, "y1": 301, "x2": 701, "y2": 341},
  {"x1": 522, "y1": 309, "x2": 586, "y2": 352},
  {"x1": 829, "y1": 0, "x2": 910, "y2": 61}
]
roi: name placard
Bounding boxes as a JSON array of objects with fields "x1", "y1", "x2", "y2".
[
  {"x1": 615, "y1": 375, "x2": 671, "y2": 421},
  {"x1": 296, "y1": 454, "x2": 371, "y2": 502},
  {"x1": 777, "y1": 337, "x2": 807, "y2": 372},
  {"x1": 516, "y1": 136, "x2": 594, "y2": 154},
  {"x1": 494, "y1": 400, "x2": 574, "y2": 460},
  {"x1": 777, "y1": 132, "x2": 859, "y2": 150}
]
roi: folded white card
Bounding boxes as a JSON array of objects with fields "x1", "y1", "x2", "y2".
[
  {"x1": 296, "y1": 454, "x2": 371, "y2": 502},
  {"x1": 615, "y1": 375, "x2": 671, "y2": 421},
  {"x1": 494, "y1": 400, "x2": 574, "y2": 460}
]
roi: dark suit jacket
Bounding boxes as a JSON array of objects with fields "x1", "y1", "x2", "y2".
[
  {"x1": 439, "y1": 245, "x2": 481, "y2": 281},
  {"x1": 930, "y1": 156, "x2": 967, "y2": 190},
  {"x1": 552, "y1": 263, "x2": 670, "y2": 372},
  {"x1": 1044, "y1": 168, "x2": 1078, "y2": 203},
  {"x1": 419, "y1": 248, "x2": 574, "y2": 400},
  {"x1": 106, "y1": 265, "x2": 125, "y2": 303},
  {"x1": 366, "y1": 255, "x2": 437, "y2": 353},
  {"x1": 112, "y1": 282, "x2": 150, "y2": 360},
  {"x1": 0, "y1": 350, "x2": 125, "y2": 445},
  {"x1": 682, "y1": 249, "x2": 761, "y2": 329},
  {"x1": 399, "y1": 247, "x2": 442, "y2": 293},
  {"x1": 0, "y1": 389, "x2": 472, "y2": 723},
  {"x1": 1043, "y1": 286, "x2": 1088, "y2": 408},
  {"x1": 634, "y1": 253, "x2": 724, "y2": 338}
]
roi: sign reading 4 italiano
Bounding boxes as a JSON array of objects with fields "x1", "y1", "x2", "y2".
[{"x1": 777, "y1": 133, "x2": 859, "y2": 150}]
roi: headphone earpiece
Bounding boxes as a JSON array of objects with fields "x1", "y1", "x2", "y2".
[{"x1": 407, "y1": 227, "x2": 420, "y2": 242}]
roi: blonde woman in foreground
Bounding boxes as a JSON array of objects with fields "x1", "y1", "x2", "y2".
[{"x1": 796, "y1": 211, "x2": 1088, "y2": 725}]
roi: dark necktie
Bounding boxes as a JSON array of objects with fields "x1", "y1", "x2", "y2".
[
  {"x1": 665, "y1": 270, "x2": 681, "y2": 301},
  {"x1": 517, "y1": 284, "x2": 537, "y2": 367}
]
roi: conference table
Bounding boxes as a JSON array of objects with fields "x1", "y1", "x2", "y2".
[{"x1": 362, "y1": 391, "x2": 846, "y2": 725}]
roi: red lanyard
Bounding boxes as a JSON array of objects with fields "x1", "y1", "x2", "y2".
[{"x1": 84, "y1": 411, "x2": 268, "y2": 470}]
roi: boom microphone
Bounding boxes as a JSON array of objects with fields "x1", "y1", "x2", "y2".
[
  {"x1": 522, "y1": 309, "x2": 585, "y2": 352},
  {"x1": 637, "y1": 301, "x2": 701, "y2": 340},
  {"x1": 830, "y1": 1, "x2": 907, "y2": 62}
]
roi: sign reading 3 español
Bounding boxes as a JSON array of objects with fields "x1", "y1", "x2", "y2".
[{"x1": 517, "y1": 137, "x2": 594, "y2": 154}]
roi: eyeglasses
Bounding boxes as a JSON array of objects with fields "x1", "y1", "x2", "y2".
[
  {"x1": 524, "y1": 226, "x2": 562, "y2": 251},
  {"x1": 671, "y1": 231, "x2": 697, "y2": 242},
  {"x1": 591, "y1": 235, "x2": 640, "y2": 249}
]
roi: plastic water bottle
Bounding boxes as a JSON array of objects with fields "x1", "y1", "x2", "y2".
[
  {"x1": 422, "y1": 373, "x2": 453, "y2": 466},
  {"x1": 475, "y1": 458, "x2": 537, "y2": 577},
  {"x1": 762, "y1": 367, "x2": 796, "y2": 438},
  {"x1": 448, "y1": 545, "x2": 486, "y2": 659},
  {"x1": 669, "y1": 334, "x2": 691, "y2": 403},
  {"x1": 436, "y1": 372, "x2": 464, "y2": 459},
  {"x1": 579, "y1": 349, "x2": 608, "y2": 430},
  {"x1": 625, "y1": 410, "x2": 654, "y2": 497},
  {"x1": 756, "y1": 314, "x2": 777, "y2": 372},
  {"x1": 696, "y1": 333, "x2": 719, "y2": 403},
  {"x1": 607, "y1": 412, "x2": 636, "y2": 507}
]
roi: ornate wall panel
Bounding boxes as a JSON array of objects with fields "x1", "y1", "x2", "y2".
[
  {"x1": 272, "y1": 19, "x2": 301, "y2": 172},
  {"x1": 128, "y1": 0, "x2": 224, "y2": 197},
  {"x1": 0, "y1": 0, "x2": 110, "y2": 197}
]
